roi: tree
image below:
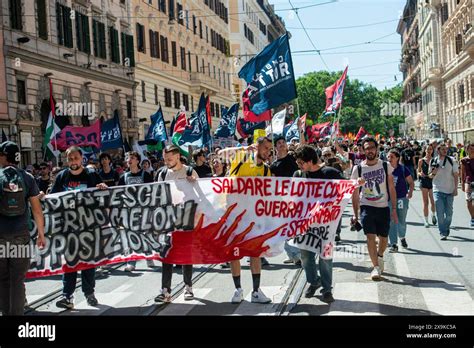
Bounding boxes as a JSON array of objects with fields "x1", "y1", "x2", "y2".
[{"x1": 295, "y1": 71, "x2": 404, "y2": 136}]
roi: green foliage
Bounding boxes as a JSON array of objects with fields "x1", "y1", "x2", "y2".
[{"x1": 296, "y1": 71, "x2": 404, "y2": 136}]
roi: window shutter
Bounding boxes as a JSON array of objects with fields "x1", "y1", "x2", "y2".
[
  {"x1": 37, "y1": 0, "x2": 48, "y2": 39},
  {"x1": 64, "y1": 6, "x2": 73, "y2": 48},
  {"x1": 56, "y1": 3, "x2": 64, "y2": 45},
  {"x1": 99, "y1": 22, "x2": 106, "y2": 58},
  {"x1": 93, "y1": 20, "x2": 98, "y2": 56},
  {"x1": 84, "y1": 15, "x2": 91, "y2": 54},
  {"x1": 126, "y1": 34, "x2": 135, "y2": 67}
]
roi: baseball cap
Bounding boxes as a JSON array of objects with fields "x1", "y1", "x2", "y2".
[
  {"x1": 0, "y1": 141, "x2": 20, "y2": 162},
  {"x1": 164, "y1": 144, "x2": 181, "y2": 154}
]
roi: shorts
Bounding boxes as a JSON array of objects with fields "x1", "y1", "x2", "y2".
[
  {"x1": 360, "y1": 205, "x2": 390, "y2": 237},
  {"x1": 419, "y1": 177, "x2": 433, "y2": 190},
  {"x1": 465, "y1": 184, "x2": 473, "y2": 202}
]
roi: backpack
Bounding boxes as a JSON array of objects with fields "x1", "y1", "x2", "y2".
[
  {"x1": 230, "y1": 153, "x2": 269, "y2": 177},
  {"x1": 357, "y1": 161, "x2": 389, "y2": 196},
  {"x1": 431, "y1": 156, "x2": 454, "y2": 170},
  {"x1": 158, "y1": 166, "x2": 194, "y2": 181},
  {"x1": 0, "y1": 166, "x2": 28, "y2": 217}
]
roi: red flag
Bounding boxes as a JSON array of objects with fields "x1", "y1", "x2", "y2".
[
  {"x1": 173, "y1": 112, "x2": 187, "y2": 134},
  {"x1": 326, "y1": 66, "x2": 349, "y2": 113},
  {"x1": 354, "y1": 127, "x2": 367, "y2": 142},
  {"x1": 325, "y1": 83, "x2": 336, "y2": 112},
  {"x1": 308, "y1": 122, "x2": 331, "y2": 143},
  {"x1": 51, "y1": 119, "x2": 102, "y2": 151},
  {"x1": 242, "y1": 87, "x2": 272, "y2": 122},
  {"x1": 299, "y1": 113, "x2": 307, "y2": 133},
  {"x1": 206, "y1": 95, "x2": 212, "y2": 129}
]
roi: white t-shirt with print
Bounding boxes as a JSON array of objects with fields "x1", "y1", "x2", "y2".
[{"x1": 351, "y1": 159, "x2": 393, "y2": 208}]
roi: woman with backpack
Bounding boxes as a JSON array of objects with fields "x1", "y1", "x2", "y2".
[{"x1": 387, "y1": 149, "x2": 414, "y2": 253}]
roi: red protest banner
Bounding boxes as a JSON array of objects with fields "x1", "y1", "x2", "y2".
[{"x1": 51, "y1": 119, "x2": 101, "y2": 151}]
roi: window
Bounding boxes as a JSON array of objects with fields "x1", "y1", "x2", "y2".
[
  {"x1": 121, "y1": 32, "x2": 135, "y2": 67},
  {"x1": 164, "y1": 88, "x2": 172, "y2": 107},
  {"x1": 168, "y1": 0, "x2": 175, "y2": 20},
  {"x1": 193, "y1": 15, "x2": 197, "y2": 34},
  {"x1": 127, "y1": 100, "x2": 132, "y2": 119},
  {"x1": 188, "y1": 51, "x2": 192, "y2": 72},
  {"x1": 37, "y1": 0, "x2": 48, "y2": 39},
  {"x1": 180, "y1": 47, "x2": 186, "y2": 71},
  {"x1": 171, "y1": 41, "x2": 177, "y2": 66},
  {"x1": 17, "y1": 79, "x2": 26, "y2": 105},
  {"x1": 56, "y1": 3, "x2": 73, "y2": 48},
  {"x1": 216, "y1": 104, "x2": 220, "y2": 118},
  {"x1": 259, "y1": 20, "x2": 266, "y2": 35},
  {"x1": 218, "y1": 68, "x2": 221, "y2": 86},
  {"x1": 210, "y1": 102, "x2": 215, "y2": 117},
  {"x1": 136, "y1": 23, "x2": 146, "y2": 53},
  {"x1": 177, "y1": 3, "x2": 183, "y2": 25},
  {"x1": 174, "y1": 91, "x2": 180, "y2": 109},
  {"x1": 455, "y1": 33, "x2": 463, "y2": 54},
  {"x1": 206, "y1": 26, "x2": 209, "y2": 43},
  {"x1": 182, "y1": 94, "x2": 189, "y2": 111},
  {"x1": 149, "y1": 30, "x2": 160, "y2": 58},
  {"x1": 76, "y1": 12, "x2": 91, "y2": 54},
  {"x1": 9, "y1": 0, "x2": 22, "y2": 30},
  {"x1": 141, "y1": 81, "x2": 146, "y2": 102},
  {"x1": 110, "y1": 27, "x2": 120, "y2": 63},
  {"x1": 160, "y1": 35, "x2": 169, "y2": 62},
  {"x1": 213, "y1": 65, "x2": 216, "y2": 79},
  {"x1": 159, "y1": 0, "x2": 166, "y2": 13},
  {"x1": 154, "y1": 84, "x2": 159, "y2": 105},
  {"x1": 93, "y1": 20, "x2": 106, "y2": 59},
  {"x1": 199, "y1": 20, "x2": 203, "y2": 39},
  {"x1": 459, "y1": 83, "x2": 465, "y2": 103},
  {"x1": 441, "y1": 3, "x2": 449, "y2": 25}
]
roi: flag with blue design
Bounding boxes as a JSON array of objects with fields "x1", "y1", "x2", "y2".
[
  {"x1": 146, "y1": 106, "x2": 168, "y2": 143},
  {"x1": 285, "y1": 117, "x2": 300, "y2": 142},
  {"x1": 100, "y1": 112, "x2": 124, "y2": 150},
  {"x1": 176, "y1": 112, "x2": 204, "y2": 155},
  {"x1": 236, "y1": 117, "x2": 266, "y2": 139},
  {"x1": 326, "y1": 66, "x2": 348, "y2": 113},
  {"x1": 195, "y1": 93, "x2": 211, "y2": 148},
  {"x1": 214, "y1": 103, "x2": 239, "y2": 138},
  {"x1": 238, "y1": 33, "x2": 297, "y2": 116}
]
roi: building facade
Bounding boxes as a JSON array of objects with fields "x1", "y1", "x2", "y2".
[
  {"x1": 439, "y1": 0, "x2": 473, "y2": 144},
  {"x1": 398, "y1": 0, "x2": 424, "y2": 139},
  {"x1": 1, "y1": 0, "x2": 137, "y2": 164},
  {"x1": 132, "y1": 0, "x2": 235, "y2": 138},
  {"x1": 229, "y1": 0, "x2": 286, "y2": 106}
]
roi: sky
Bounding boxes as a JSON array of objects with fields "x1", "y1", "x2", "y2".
[{"x1": 270, "y1": 0, "x2": 407, "y2": 90}]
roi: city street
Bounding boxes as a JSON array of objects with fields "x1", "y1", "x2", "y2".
[{"x1": 25, "y1": 186, "x2": 473, "y2": 316}]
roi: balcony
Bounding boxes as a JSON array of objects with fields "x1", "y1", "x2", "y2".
[{"x1": 190, "y1": 72, "x2": 220, "y2": 96}]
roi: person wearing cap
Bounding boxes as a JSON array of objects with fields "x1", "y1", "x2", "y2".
[
  {"x1": 49, "y1": 146, "x2": 107, "y2": 310},
  {"x1": 217, "y1": 137, "x2": 273, "y2": 304},
  {"x1": 153, "y1": 144, "x2": 198, "y2": 303},
  {"x1": 0, "y1": 141, "x2": 45, "y2": 315}
]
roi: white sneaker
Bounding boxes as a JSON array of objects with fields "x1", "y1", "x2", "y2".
[
  {"x1": 377, "y1": 256, "x2": 384, "y2": 273},
  {"x1": 371, "y1": 266, "x2": 381, "y2": 281},
  {"x1": 231, "y1": 288, "x2": 244, "y2": 304},
  {"x1": 424, "y1": 221, "x2": 430, "y2": 228},
  {"x1": 124, "y1": 264, "x2": 135, "y2": 272},
  {"x1": 146, "y1": 260, "x2": 155, "y2": 268},
  {"x1": 184, "y1": 285, "x2": 194, "y2": 301},
  {"x1": 251, "y1": 288, "x2": 271, "y2": 304}
]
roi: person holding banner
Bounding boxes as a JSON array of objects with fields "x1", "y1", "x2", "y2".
[
  {"x1": 98, "y1": 153, "x2": 120, "y2": 187},
  {"x1": 351, "y1": 138, "x2": 398, "y2": 281},
  {"x1": 217, "y1": 137, "x2": 273, "y2": 304},
  {"x1": 292, "y1": 145, "x2": 342, "y2": 303},
  {"x1": 154, "y1": 144, "x2": 198, "y2": 303},
  {"x1": 50, "y1": 146, "x2": 107, "y2": 309},
  {"x1": 192, "y1": 149, "x2": 212, "y2": 178},
  {"x1": 118, "y1": 151, "x2": 155, "y2": 272}
]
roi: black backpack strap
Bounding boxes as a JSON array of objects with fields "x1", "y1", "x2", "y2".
[
  {"x1": 357, "y1": 164, "x2": 362, "y2": 193},
  {"x1": 230, "y1": 153, "x2": 248, "y2": 176},
  {"x1": 383, "y1": 161, "x2": 390, "y2": 198},
  {"x1": 263, "y1": 164, "x2": 269, "y2": 177},
  {"x1": 186, "y1": 166, "x2": 193, "y2": 177}
]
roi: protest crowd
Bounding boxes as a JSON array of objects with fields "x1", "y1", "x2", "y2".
[{"x1": 0, "y1": 33, "x2": 472, "y2": 316}]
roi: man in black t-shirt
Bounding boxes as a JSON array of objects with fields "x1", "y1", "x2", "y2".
[
  {"x1": 98, "y1": 153, "x2": 120, "y2": 187},
  {"x1": 36, "y1": 162, "x2": 52, "y2": 194},
  {"x1": 50, "y1": 146, "x2": 107, "y2": 310},
  {"x1": 192, "y1": 149, "x2": 212, "y2": 178},
  {"x1": 270, "y1": 136, "x2": 298, "y2": 178},
  {"x1": 401, "y1": 142, "x2": 416, "y2": 179},
  {"x1": 293, "y1": 145, "x2": 342, "y2": 304}
]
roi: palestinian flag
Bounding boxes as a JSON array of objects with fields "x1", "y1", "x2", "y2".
[
  {"x1": 170, "y1": 111, "x2": 188, "y2": 155},
  {"x1": 43, "y1": 79, "x2": 60, "y2": 160}
]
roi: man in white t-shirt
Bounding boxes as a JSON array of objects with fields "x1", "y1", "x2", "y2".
[{"x1": 351, "y1": 137, "x2": 398, "y2": 280}]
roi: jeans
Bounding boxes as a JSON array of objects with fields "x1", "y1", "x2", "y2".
[
  {"x1": 300, "y1": 249, "x2": 333, "y2": 294},
  {"x1": 0, "y1": 234, "x2": 30, "y2": 315},
  {"x1": 284, "y1": 241, "x2": 300, "y2": 261},
  {"x1": 161, "y1": 263, "x2": 193, "y2": 292},
  {"x1": 389, "y1": 198, "x2": 409, "y2": 245},
  {"x1": 63, "y1": 268, "x2": 96, "y2": 298},
  {"x1": 434, "y1": 192, "x2": 454, "y2": 236}
]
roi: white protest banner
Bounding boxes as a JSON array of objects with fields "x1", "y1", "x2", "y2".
[{"x1": 27, "y1": 177, "x2": 356, "y2": 278}]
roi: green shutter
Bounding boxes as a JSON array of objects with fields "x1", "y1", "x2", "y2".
[
  {"x1": 37, "y1": 0, "x2": 48, "y2": 39},
  {"x1": 99, "y1": 22, "x2": 106, "y2": 59},
  {"x1": 113, "y1": 29, "x2": 120, "y2": 63},
  {"x1": 93, "y1": 20, "x2": 98, "y2": 56},
  {"x1": 56, "y1": 3, "x2": 63, "y2": 45},
  {"x1": 126, "y1": 34, "x2": 135, "y2": 67},
  {"x1": 84, "y1": 15, "x2": 91, "y2": 54},
  {"x1": 121, "y1": 32, "x2": 126, "y2": 64},
  {"x1": 64, "y1": 6, "x2": 73, "y2": 48}
]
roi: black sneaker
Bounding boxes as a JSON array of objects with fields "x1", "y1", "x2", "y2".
[
  {"x1": 335, "y1": 235, "x2": 341, "y2": 242},
  {"x1": 295, "y1": 260, "x2": 302, "y2": 267},
  {"x1": 220, "y1": 262, "x2": 230, "y2": 269},
  {"x1": 401, "y1": 238, "x2": 408, "y2": 248},
  {"x1": 432, "y1": 215, "x2": 437, "y2": 225},
  {"x1": 389, "y1": 244, "x2": 398, "y2": 253},
  {"x1": 56, "y1": 296, "x2": 74, "y2": 310},
  {"x1": 86, "y1": 294, "x2": 98, "y2": 306},
  {"x1": 440, "y1": 235, "x2": 447, "y2": 241},
  {"x1": 322, "y1": 292, "x2": 335, "y2": 303},
  {"x1": 261, "y1": 257, "x2": 270, "y2": 267},
  {"x1": 304, "y1": 284, "x2": 320, "y2": 298}
]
